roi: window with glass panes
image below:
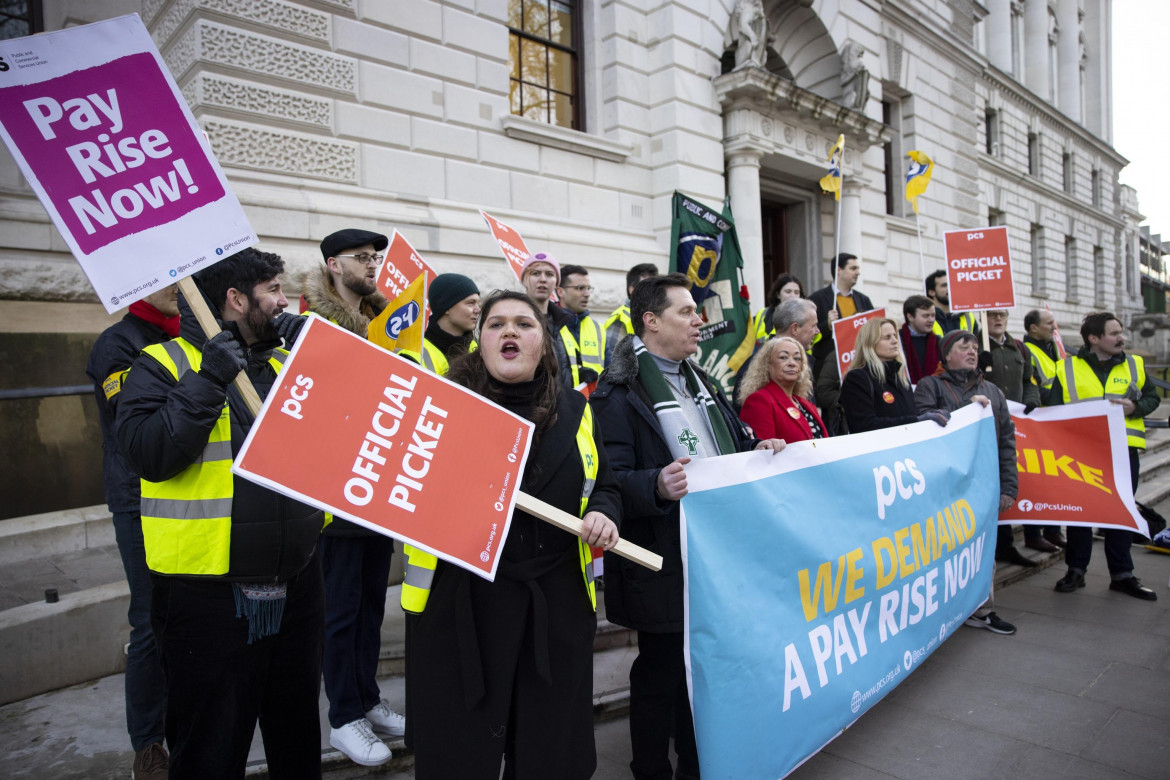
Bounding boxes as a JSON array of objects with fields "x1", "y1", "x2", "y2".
[{"x1": 508, "y1": 1, "x2": 580, "y2": 129}]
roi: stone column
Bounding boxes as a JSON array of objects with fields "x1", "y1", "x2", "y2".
[
  {"x1": 1024, "y1": 0, "x2": 1049, "y2": 99},
  {"x1": 1057, "y1": 0, "x2": 1081, "y2": 120},
  {"x1": 726, "y1": 148, "x2": 765, "y2": 303},
  {"x1": 984, "y1": 0, "x2": 1012, "y2": 73},
  {"x1": 840, "y1": 180, "x2": 863, "y2": 262}
]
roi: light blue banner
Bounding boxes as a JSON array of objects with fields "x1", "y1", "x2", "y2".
[{"x1": 682, "y1": 405, "x2": 1000, "y2": 779}]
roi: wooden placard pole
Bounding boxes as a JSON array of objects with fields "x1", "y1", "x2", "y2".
[
  {"x1": 515, "y1": 491, "x2": 663, "y2": 572},
  {"x1": 176, "y1": 276, "x2": 264, "y2": 417},
  {"x1": 978, "y1": 310, "x2": 989, "y2": 351}
]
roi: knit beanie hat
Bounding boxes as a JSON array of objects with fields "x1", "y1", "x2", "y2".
[
  {"x1": 940, "y1": 329, "x2": 976, "y2": 361},
  {"x1": 519, "y1": 251, "x2": 560, "y2": 284},
  {"x1": 428, "y1": 273, "x2": 480, "y2": 321}
]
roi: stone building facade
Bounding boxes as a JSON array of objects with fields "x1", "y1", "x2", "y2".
[{"x1": 0, "y1": 0, "x2": 1145, "y2": 327}]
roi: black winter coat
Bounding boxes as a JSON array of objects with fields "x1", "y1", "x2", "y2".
[
  {"x1": 116, "y1": 294, "x2": 324, "y2": 582},
  {"x1": 86, "y1": 312, "x2": 172, "y2": 513},
  {"x1": 590, "y1": 336, "x2": 758, "y2": 633},
  {"x1": 840, "y1": 360, "x2": 919, "y2": 433},
  {"x1": 808, "y1": 284, "x2": 876, "y2": 374}
]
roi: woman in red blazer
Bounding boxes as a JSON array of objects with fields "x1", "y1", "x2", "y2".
[{"x1": 737, "y1": 336, "x2": 828, "y2": 442}]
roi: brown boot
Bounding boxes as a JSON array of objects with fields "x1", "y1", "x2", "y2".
[
  {"x1": 1043, "y1": 530, "x2": 1067, "y2": 548},
  {"x1": 133, "y1": 742, "x2": 169, "y2": 780}
]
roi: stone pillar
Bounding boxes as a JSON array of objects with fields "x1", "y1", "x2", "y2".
[
  {"x1": 1057, "y1": 0, "x2": 1081, "y2": 120},
  {"x1": 726, "y1": 148, "x2": 765, "y2": 303},
  {"x1": 985, "y1": 0, "x2": 1013, "y2": 72},
  {"x1": 1024, "y1": 0, "x2": 1049, "y2": 99},
  {"x1": 841, "y1": 180, "x2": 863, "y2": 263}
]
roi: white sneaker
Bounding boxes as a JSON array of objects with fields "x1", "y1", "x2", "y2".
[
  {"x1": 365, "y1": 698, "x2": 407, "y2": 737},
  {"x1": 329, "y1": 718, "x2": 392, "y2": 766}
]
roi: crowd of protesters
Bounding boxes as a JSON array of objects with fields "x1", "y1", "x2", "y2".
[{"x1": 90, "y1": 242, "x2": 1158, "y2": 779}]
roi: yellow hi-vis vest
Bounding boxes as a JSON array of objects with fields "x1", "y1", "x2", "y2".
[
  {"x1": 1025, "y1": 341, "x2": 1058, "y2": 390},
  {"x1": 604, "y1": 305, "x2": 633, "y2": 337},
  {"x1": 559, "y1": 316, "x2": 605, "y2": 387},
  {"x1": 752, "y1": 308, "x2": 775, "y2": 342},
  {"x1": 1058, "y1": 353, "x2": 1147, "y2": 448},
  {"x1": 397, "y1": 339, "x2": 449, "y2": 376},
  {"x1": 138, "y1": 337, "x2": 288, "y2": 575},
  {"x1": 401, "y1": 404, "x2": 601, "y2": 614},
  {"x1": 932, "y1": 312, "x2": 978, "y2": 338}
]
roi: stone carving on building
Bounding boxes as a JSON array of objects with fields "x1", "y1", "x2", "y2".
[
  {"x1": 182, "y1": 74, "x2": 332, "y2": 127},
  {"x1": 723, "y1": 0, "x2": 771, "y2": 71},
  {"x1": 167, "y1": 21, "x2": 356, "y2": 94},
  {"x1": 840, "y1": 42, "x2": 870, "y2": 109},
  {"x1": 151, "y1": 0, "x2": 331, "y2": 48},
  {"x1": 203, "y1": 120, "x2": 358, "y2": 183}
]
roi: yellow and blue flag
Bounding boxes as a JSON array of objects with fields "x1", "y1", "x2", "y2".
[
  {"x1": 818, "y1": 134, "x2": 845, "y2": 201},
  {"x1": 905, "y1": 150, "x2": 934, "y2": 213},
  {"x1": 368, "y1": 271, "x2": 428, "y2": 354}
]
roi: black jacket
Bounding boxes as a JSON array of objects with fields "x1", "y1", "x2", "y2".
[
  {"x1": 116, "y1": 293, "x2": 324, "y2": 582},
  {"x1": 590, "y1": 336, "x2": 758, "y2": 633},
  {"x1": 86, "y1": 312, "x2": 172, "y2": 514},
  {"x1": 840, "y1": 360, "x2": 918, "y2": 433},
  {"x1": 546, "y1": 303, "x2": 579, "y2": 390},
  {"x1": 808, "y1": 284, "x2": 875, "y2": 373}
]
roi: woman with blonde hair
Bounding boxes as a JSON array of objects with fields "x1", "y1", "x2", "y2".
[
  {"x1": 840, "y1": 317, "x2": 947, "y2": 433},
  {"x1": 738, "y1": 336, "x2": 828, "y2": 442}
]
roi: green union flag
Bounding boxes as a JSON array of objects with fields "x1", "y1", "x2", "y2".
[{"x1": 670, "y1": 191, "x2": 755, "y2": 396}]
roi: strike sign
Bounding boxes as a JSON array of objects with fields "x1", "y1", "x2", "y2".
[
  {"x1": 943, "y1": 226, "x2": 1015, "y2": 312},
  {"x1": 235, "y1": 317, "x2": 534, "y2": 580},
  {"x1": 0, "y1": 15, "x2": 254, "y2": 312},
  {"x1": 832, "y1": 307, "x2": 886, "y2": 380}
]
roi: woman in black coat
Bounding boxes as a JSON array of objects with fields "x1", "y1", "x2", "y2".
[
  {"x1": 840, "y1": 317, "x2": 947, "y2": 433},
  {"x1": 406, "y1": 290, "x2": 621, "y2": 780}
]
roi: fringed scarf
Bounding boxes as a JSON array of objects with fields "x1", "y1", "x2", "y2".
[{"x1": 633, "y1": 337, "x2": 736, "y2": 458}]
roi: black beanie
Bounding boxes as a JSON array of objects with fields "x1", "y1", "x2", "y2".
[{"x1": 429, "y1": 273, "x2": 480, "y2": 320}]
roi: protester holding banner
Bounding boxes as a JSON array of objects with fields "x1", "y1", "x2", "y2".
[
  {"x1": 85, "y1": 284, "x2": 179, "y2": 779},
  {"x1": 809, "y1": 253, "x2": 874, "y2": 376},
  {"x1": 1048, "y1": 312, "x2": 1159, "y2": 600},
  {"x1": 519, "y1": 252, "x2": 578, "y2": 389},
  {"x1": 591, "y1": 273, "x2": 784, "y2": 780},
  {"x1": 115, "y1": 248, "x2": 327, "y2": 778},
  {"x1": 841, "y1": 317, "x2": 947, "y2": 433},
  {"x1": 915, "y1": 330, "x2": 1018, "y2": 635},
  {"x1": 899, "y1": 294, "x2": 941, "y2": 383},
  {"x1": 751, "y1": 272, "x2": 806, "y2": 343},
  {"x1": 738, "y1": 336, "x2": 828, "y2": 442},
  {"x1": 406, "y1": 290, "x2": 620, "y2": 778},
  {"x1": 732, "y1": 297, "x2": 819, "y2": 411},
  {"x1": 301, "y1": 228, "x2": 407, "y2": 766},
  {"x1": 604, "y1": 263, "x2": 658, "y2": 366}
]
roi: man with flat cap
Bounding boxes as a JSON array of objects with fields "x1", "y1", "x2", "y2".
[{"x1": 303, "y1": 228, "x2": 405, "y2": 767}]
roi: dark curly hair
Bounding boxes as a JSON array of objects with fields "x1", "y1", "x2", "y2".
[
  {"x1": 194, "y1": 247, "x2": 284, "y2": 314},
  {"x1": 446, "y1": 290, "x2": 560, "y2": 440}
]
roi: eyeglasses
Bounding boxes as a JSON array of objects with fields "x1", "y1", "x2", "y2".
[
  {"x1": 563, "y1": 284, "x2": 594, "y2": 292},
  {"x1": 336, "y1": 253, "x2": 383, "y2": 265}
]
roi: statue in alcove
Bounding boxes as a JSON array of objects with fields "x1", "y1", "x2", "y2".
[
  {"x1": 840, "y1": 42, "x2": 871, "y2": 109},
  {"x1": 724, "y1": 0, "x2": 771, "y2": 71}
]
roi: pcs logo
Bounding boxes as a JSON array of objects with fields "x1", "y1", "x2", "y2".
[
  {"x1": 0, "y1": 56, "x2": 8, "y2": 73},
  {"x1": 383, "y1": 300, "x2": 420, "y2": 340},
  {"x1": 215, "y1": 247, "x2": 224, "y2": 256}
]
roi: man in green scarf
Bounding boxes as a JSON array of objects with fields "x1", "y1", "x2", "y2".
[{"x1": 591, "y1": 273, "x2": 784, "y2": 780}]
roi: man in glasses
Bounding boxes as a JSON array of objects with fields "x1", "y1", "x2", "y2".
[
  {"x1": 557, "y1": 263, "x2": 605, "y2": 387},
  {"x1": 302, "y1": 228, "x2": 405, "y2": 767}
]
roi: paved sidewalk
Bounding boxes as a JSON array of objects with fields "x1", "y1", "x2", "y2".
[{"x1": 2, "y1": 543, "x2": 1168, "y2": 779}]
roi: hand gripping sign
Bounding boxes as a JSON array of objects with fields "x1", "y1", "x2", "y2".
[
  {"x1": 943, "y1": 226, "x2": 1015, "y2": 312},
  {"x1": 0, "y1": 15, "x2": 255, "y2": 313},
  {"x1": 234, "y1": 318, "x2": 660, "y2": 579},
  {"x1": 1000, "y1": 400, "x2": 1149, "y2": 536},
  {"x1": 832, "y1": 307, "x2": 886, "y2": 379}
]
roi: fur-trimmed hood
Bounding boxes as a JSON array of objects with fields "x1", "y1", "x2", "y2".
[
  {"x1": 300, "y1": 263, "x2": 388, "y2": 336},
  {"x1": 600, "y1": 333, "x2": 639, "y2": 386}
]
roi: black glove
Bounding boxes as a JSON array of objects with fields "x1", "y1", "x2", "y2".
[
  {"x1": 274, "y1": 312, "x2": 307, "y2": 347},
  {"x1": 1023, "y1": 403, "x2": 1037, "y2": 415},
  {"x1": 578, "y1": 367, "x2": 599, "y2": 385},
  {"x1": 978, "y1": 351, "x2": 993, "y2": 372},
  {"x1": 917, "y1": 409, "x2": 950, "y2": 427},
  {"x1": 199, "y1": 330, "x2": 247, "y2": 385}
]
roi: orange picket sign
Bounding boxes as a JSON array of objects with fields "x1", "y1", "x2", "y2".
[
  {"x1": 943, "y1": 225, "x2": 1016, "y2": 312},
  {"x1": 832, "y1": 307, "x2": 885, "y2": 380},
  {"x1": 375, "y1": 229, "x2": 436, "y2": 303},
  {"x1": 1001, "y1": 400, "x2": 1147, "y2": 535},
  {"x1": 234, "y1": 317, "x2": 534, "y2": 579},
  {"x1": 480, "y1": 210, "x2": 531, "y2": 284}
]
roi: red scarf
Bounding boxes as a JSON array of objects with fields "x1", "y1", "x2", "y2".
[
  {"x1": 899, "y1": 323, "x2": 939, "y2": 383},
  {"x1": 130, "y1": 299, "x2": 180, "y2": 337}
]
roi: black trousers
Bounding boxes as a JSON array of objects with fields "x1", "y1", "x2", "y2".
[
  {"x1": 629, "y1": 630, "x2": 699, "y2": 780},
  {"x1": 1066, "y1": 447, "x2": 1141, "y2": 576},
  {"x1": 151, "y1": 554, "x2": 325, "y2": 780}
]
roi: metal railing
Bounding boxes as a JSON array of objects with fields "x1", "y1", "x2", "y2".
[{"x1": 0, "y1": 385, "x2": 92, "y2": 401}]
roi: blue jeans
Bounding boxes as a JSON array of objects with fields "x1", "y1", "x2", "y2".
[
  {"x1": 320, "y1": 534, "x2": 394, "y2": 729},
  {"x1": 112, "y1": 511, "x2": 167, "y2": 751}
]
